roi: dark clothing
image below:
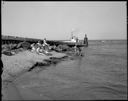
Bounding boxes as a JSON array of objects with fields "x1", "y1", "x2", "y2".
[
  {"x1": 1, "y1": 59, "x2": 3, "y2": 75},
  {"x1": 84, "y1": 37, "x2": 88, "y2": 47}
]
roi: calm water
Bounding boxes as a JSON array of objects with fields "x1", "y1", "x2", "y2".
[{"x1": 3, "y1": 40, "x2": 127, "y2": 100}]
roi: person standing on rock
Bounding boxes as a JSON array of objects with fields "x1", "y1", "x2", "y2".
[{"x1": 83, "y1": 34, "x2": 88, "y2": 47}]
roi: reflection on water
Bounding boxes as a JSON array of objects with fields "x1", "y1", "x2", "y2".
[{"x1": 5, "y1": 40, "x2": 128, "y2": 100}]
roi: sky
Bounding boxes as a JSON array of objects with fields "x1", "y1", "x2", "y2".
[{"x1": 2, "y1": 1, "x2": 127, "y2": 40}]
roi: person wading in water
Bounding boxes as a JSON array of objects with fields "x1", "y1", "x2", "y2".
[{"x1": 74, "y1": 37, "x2": 82, "y2": 56}]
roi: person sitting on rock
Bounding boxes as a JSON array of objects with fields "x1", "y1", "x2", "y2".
[
  {"x1": 35, "y1": 41, "x2": 44, "y2": 54},
  {"x1": 37, "y1": 41, "x2": 42, "y2": 47},
  {"x1": 42, "y1": 38, "x2": 48, "y2": 46},
  {"x1": 31, "y1": 43, "x2": 36, "y2": 52},
  {"x1": 42, "y1": 38, "x2": 50, "y2": 51},
  {"x1": 35, "y1": 40, "x2": 49, "y2": 55}
]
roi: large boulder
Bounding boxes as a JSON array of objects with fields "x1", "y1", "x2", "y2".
[
  {"x1": 56, "y1": 44, "x2": 70, "y2": 52},
  {"x1": 2, "y1": 44, "x2": 11, "y2": 50},
  {"x1": 9, "y1": 44, "x2": 17, "y2": 50},
  {"x1": 17, "y1": 41, "x2": 31, "y2": 49}
]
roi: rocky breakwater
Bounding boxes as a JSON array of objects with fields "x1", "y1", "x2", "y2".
[{"x1": 2, "y1": 50, "x2": 68, "y2": 81}]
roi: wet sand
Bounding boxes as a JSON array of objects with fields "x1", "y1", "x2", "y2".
[{"x1": 2, "y1": 41, "x2": 127, "y2": 100}]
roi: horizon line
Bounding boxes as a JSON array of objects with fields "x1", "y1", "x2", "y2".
[{"x1": 2, "y1": 35, "x2": 127, "y2": 41}]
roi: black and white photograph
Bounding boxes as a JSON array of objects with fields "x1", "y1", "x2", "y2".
[{"x1": 1, "y1": 1, "x2": 127, "y2": 100}]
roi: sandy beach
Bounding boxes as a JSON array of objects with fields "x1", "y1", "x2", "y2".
[
  {"x1": 1, "y1": 50, "x2": 68, "y2": 100},
  {"x1": 2, "y1": 50, "x2": 67, "y2": 80}
]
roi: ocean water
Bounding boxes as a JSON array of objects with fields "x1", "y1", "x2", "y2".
[{"x1": 3, "y1": 40, "x2": 127, "y2": 100}]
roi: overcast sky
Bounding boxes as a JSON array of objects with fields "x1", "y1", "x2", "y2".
[{"x1": 2, "y1": 1, "x2": 127, "y2": 40}]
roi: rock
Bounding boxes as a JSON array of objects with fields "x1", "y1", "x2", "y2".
[
  {"x1": 2, "y1": 51, "x2": 13, "y2": 56},
  {"x1": 55, "y1": 44, "x2": 70, "y2": 52},
  {"x1": 17, "y1": 41, "x2": 31, "y2": 49}
]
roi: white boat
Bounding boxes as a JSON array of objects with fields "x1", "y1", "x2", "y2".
[{"x1": 62, "y1": 35, "x2": 77, "y2": 43}]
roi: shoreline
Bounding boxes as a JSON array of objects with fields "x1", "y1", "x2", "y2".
[
  {"x1": 1, "y1": 42, "x2": 127, "y2": 100},
  {"x1": 1, "y1": 49, "x2": 75, "y2": 100},
  {"x1": 1, "y1": 50, "x2": 68, "y2": 82},
  {"x1": 1, "y1": 49, "x2": 74, "y2": 100}
]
